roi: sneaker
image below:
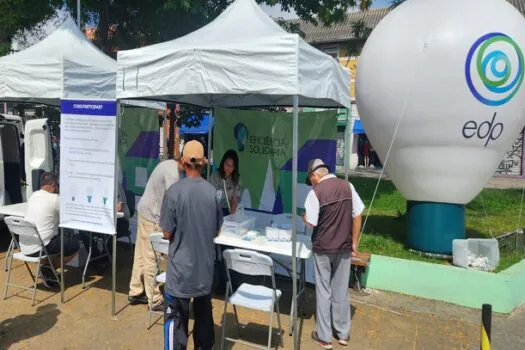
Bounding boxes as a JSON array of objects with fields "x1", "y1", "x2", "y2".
[
  {"x1": 334, "y1": 334, "x2": 349, "y2": 347},
  {"x1": 128, "y1": 294, "x2": 148, "y2": 305},
  {"x1": 151, "y1": 303, "x2": 164, "y2": 313},
  {"x1": 40, "y1": 265, "x2": 59, "y2": 288},
  {"x1": 311, "y1": 332, "x2": 333, "y2": 350}
]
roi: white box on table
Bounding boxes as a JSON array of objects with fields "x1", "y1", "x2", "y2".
[{"x1": 220, "y1": 214, "x2": 256, "y2": 238}]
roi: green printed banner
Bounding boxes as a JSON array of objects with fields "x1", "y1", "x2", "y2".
[
  {"x1": 213, "y1": 107, "x2": 337, "y2": 214},
  {"x1": 118, "y1": 107, "x2": 160, "y2": 196}
]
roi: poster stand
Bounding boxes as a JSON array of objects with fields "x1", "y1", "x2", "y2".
[{"x1": 58, "y1": 99, "x2": 119, "y2": 316}]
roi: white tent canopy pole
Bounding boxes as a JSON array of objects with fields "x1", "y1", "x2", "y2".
[{"x1": 291, "y1": 95, "x2": 299, "y2": 349}]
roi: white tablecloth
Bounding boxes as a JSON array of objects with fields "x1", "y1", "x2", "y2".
[
  {"x1": 0, "y1": 203, "x2": 27, "y2": 217},
  {"x1": 214, "y1": 233, "x2": 312, "y2": 260}
]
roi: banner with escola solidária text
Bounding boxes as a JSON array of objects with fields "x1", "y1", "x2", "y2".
[{"x1": 213, "y1": 107, "x2": 337, "y2": 215}]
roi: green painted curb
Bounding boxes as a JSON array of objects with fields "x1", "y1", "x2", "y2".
[{"x1": 364, "y1": 255, "x2": 525, "y2": 313}]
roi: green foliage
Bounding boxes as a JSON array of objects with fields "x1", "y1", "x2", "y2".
[
  {"x1": 389, "y1": 0, "x2": 405, "y2": 9},
  {"x1": 0, "y1": 0, "x2": 62, "y2": 55},
  {"x1": 176, "y1": 105, "x2": 207, "y2": 128},
  {"x1": 347, "y1": 176, "x2": 525, "y2": 272},
  {"x1": 347, "y1": 19, "x2": 373, "y2": 56},
  {"x1": 270, "y1": 0, "x2": 373, "y2": 26},
  {"x1": 274, "y1": 17, "x2": 304, "y2": 38},
  {"x1": 63, "y1": 0, "x2": 373, "y2": 53},
  {"x1": 1, "y1": 0, "x2": 374, "y2": 56}
]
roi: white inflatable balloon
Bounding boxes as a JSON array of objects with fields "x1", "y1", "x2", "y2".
[{"x1": 357, "y1": 0, "x2": 525, "y2": 205}]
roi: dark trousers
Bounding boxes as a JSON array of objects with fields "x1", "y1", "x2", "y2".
[{"x1": 164, "y1": 293, "x2": 215, "y2": 350}]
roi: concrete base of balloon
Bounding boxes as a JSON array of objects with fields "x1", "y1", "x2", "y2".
[
  {"x1": 364, "y1": 254, "x2": 525, "y2": 314},
  {"x1": 406, "y1": 201, "x2": 466, "y2": 255}
]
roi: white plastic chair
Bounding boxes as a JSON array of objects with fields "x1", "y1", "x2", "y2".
[
  {"x1": 147, "y1": 232, "x2": 169, "y2": 328},
  {"x1": 221, "y1": 249, "x2": 283, "y2": 350},
  {"x1": 3, "y1": 217, "x2": 60, "y2": 306}
]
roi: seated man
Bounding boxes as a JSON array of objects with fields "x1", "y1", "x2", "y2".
[{"x1": 22, "y1": 172, "x2": 79, "y2": 283}]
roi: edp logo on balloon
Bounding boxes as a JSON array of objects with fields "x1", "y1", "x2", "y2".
[{"x1": 462, "y1": 32, "x2": 525, "y2": 147}]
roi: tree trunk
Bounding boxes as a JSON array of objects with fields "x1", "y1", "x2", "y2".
[
  {"x1": 96, "y1": 4, "x2": 110, "y2": 54},
  {"x1": 168, "y1": 104, "x2": 181, "y2": 160}
]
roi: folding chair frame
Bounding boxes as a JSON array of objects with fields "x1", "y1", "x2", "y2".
[
  {"x1": 3, "y1": 220, "x2": 61, "y2": 306},
  {"x1": 220, "y1": 251, "x2": 283, "y2": 350},
  {"x1": 147, "y1": 234, "x2": 168, "y2": 329},
  {"x1": 4, "y1": 238, "x2": 14, "y2": 271}
]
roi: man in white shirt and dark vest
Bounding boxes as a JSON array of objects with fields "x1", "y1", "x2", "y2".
[{"x1": 302, "y1": 159, "x2": 365, "y2": 349}]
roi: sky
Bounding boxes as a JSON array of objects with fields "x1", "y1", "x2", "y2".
[{"x1": 261, "y1": 0, "x2": 391, "y2": 19}]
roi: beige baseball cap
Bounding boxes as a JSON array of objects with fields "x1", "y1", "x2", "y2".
[{"x1": 182, "y1": 140, "x2": 206, "y2": 166}]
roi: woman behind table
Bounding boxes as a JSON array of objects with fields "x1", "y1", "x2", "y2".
[
  {"x1": 208, "y1": 150, "x2": 241, "y2": 295},
  {"x1": 209, "y1": 150, "x2": 241, "y2": 216}
]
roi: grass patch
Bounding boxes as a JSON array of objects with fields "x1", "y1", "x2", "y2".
[{"x1": 348, "y1": 176, "x2": 525, "y2": 272}]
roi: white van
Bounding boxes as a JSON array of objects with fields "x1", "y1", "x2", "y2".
[{"x1": 0, "y1": 114, "x2": 53, "y2": 207}]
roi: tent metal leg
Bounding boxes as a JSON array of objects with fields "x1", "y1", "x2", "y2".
[
  {"x1": 207, "y1": 108, "x2": 214, "y2": 180},
  {"x1": 112, "y1": 234, "x2": 116, "y2": 317},
  {"x1": 60, "y1": 228, "x2": 65, "y2": 303},
  {"x1": 291, "y1": 95, "x2": 299, "y2": 350}
]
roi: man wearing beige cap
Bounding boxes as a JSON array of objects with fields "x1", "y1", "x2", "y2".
[
  {"x1": 302, "y1": 158, "x2": 365, "y2": 349},
  {"x1": 160, "y1": 140, "x2": 223, "y2": 350}
]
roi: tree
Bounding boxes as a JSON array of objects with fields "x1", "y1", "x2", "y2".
[
  {"x1": 11, "y1": 8, "x2": 68, "y2": 52},
  {"x1": 346, "y1": 19, "x2": 373, "y2": 57},
  {"x1": 0, "y1": 0, "x2": 63, "y2": 55},
  {"x1": 275, "y1": 17, "x2": 305, "y2": 38},
  {"x1": 389, "y1": 0, "x2": 405, "y2": 9},
  {"x1": 65, "y1": 0, "x2": 373, "y2": 55}
]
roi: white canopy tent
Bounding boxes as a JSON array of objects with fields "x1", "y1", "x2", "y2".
[
  {"x1": 116, "y1": 0, "x2": 350, "y2": 108},
  {"x1": 0, "y1": 17, "x2": 166, "y2": 110},
  {"x1": 0, "y1": 18, "x2": 116, "y2": 105},
  {"x1": 116, "y1": 0, "x2": 350, "y2": 347},
  {"x1": 0, "y1": 17, "x2": 166, "y2": 316}
]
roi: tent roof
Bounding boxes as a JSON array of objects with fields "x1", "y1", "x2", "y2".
[
  {"x1": 0, "y1": 18, "x2": 117, "y2": 105},
  {"x1": 116, "y1": 0, "x2": 351, "y2": 108}
]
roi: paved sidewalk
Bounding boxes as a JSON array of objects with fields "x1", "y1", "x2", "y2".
[{"x1": 1, "y1": 245, "x2": 521, "y2": 350}]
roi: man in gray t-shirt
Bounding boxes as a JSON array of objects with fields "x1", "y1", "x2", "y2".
[
  {"x1": 160, "y1": 140, "x2": 222, "y2": 350},
  {"x1": 128, "y1": 159, "x2": 180, "y2": 309}
]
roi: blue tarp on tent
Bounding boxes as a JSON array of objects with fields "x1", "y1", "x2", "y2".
[
  {"x1": 352, "y1": 119, "x2": 365, "y2": 134},
  {"x1": 180, "y1": 113, "x2": 214, "y2": 134}
]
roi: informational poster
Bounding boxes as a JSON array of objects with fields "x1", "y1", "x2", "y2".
[{"x1": 59, "y1": 100, "x2": 117, "y2": 235}]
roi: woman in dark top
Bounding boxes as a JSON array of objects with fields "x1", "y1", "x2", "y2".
[
  {"x1": 208, "y1": 150, "x2": 242, "y2": 294},
  {"x1": 209, "y1": 150, "x2": 241, "y2": 217}
]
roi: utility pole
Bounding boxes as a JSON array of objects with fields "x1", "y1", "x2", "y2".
[{"x1": 77, "y1": 0, "x2": 81, "y2": 28}]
